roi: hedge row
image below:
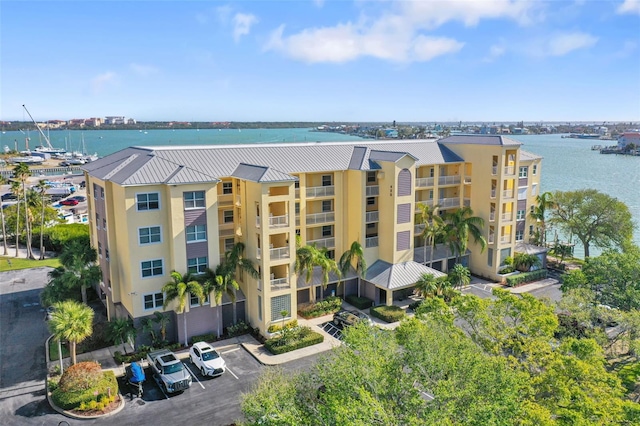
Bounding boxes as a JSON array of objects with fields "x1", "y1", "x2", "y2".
[
  {"x1": 52, "y1": 370, "x2": 118, "y2": 410},
  {"x1": 345, "y1": 295, "x2": 374, "y2": 310},
  {"x1": 268, "y1": 319, "x2": 298, "y2": 333},
  {"x1": 264, "y1": 329, "x2": 324, "y2": 355},
  {"x1": 370, "y1": 305, "x2": 406, "y2": 323},
  {"x1": 298, "y1": 296, "x2": 342, "y2": 319},
  {"x1": 505, "y1": 269, "x2": 548, "y2": 287}
]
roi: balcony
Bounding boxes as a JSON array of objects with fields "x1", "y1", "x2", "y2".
[
  {"x1": 308, "y1": 237, "x2": 335, "y2": 249},
  {"x1": 490, "y1": 212, "x2": 496, "y2": 221},
  {"x1": 218, "y1": 222, "x2": 235, "y2": 237},
  {"x1": 218, "y1": 194, "x2": 234, "y2": 207},
  {"x1": 415, "y1": 223, "x2": 425, "y2": 234},
  {"x1": 463, "y1": 176, "x2": 472, "y2": 184},
  {"x1": 500, "y1": 235, "x2": 511, "y2": 244},
  {"x1": 491, "y1": 189, "x2": 497, "y2": 198},
  {"x1": 306, "y1": 211, "x2": 335, "y2": 225},
  {"x1": 415, "y1": 177, "x2": 435, "y2": 188},
  {"x1": 492, "y1": 166, "x2": 498, "y2": 175},
  {"x1": 438, "y1": 175, "x2": 461, "y2": 185},
  {"x1": 463, "y1": 198, "x2": 471, "y2": 207},
  {"x1": 270, "y1": 277, "x2": 290, "y2": 291},
  {"x1": 270, "y1": 246, "x2": 290, "y2": 260},
  {"x1": 488, "y1": 234, "x2": 495, "y2": 244},
  {"x1": 438, "y1": 197, "x2": 460, "y2": 208},
  {"x1": 295, "y1": 215, "x2": 300, "y2": 227},
  {"x1": 295, "y1": 188, "x2": 300, "y2": 199},
  {"x1": 501, "y1": 212, "x2": 513, "y2": 222},
  {"x1": 365, "y1": 211, "x2": 379, "y2": 223},
  {"x1": 256, "y1": 214, "x2": 289, "y2": 228},
  {"x1": 365, "y1": 185, "x2": 380, "y2": 196},
  {"x1": 365, "y1": 236, "x2": 378, "y2": 248},
  {"x1": 415, "y1": 199, "x2": 435, "y2": 210},
  {"x1": 306, "y1": 185, "x2": 334, "y2": 198},
  {"x1": 503, "y1": 190, "x2": 514, "y2": 199},
  {"x1": 504, "y1": 165, "x2": 515, "y2": 175},
  {"x1": 256, "y1": 248, "x2": 261, "y2": 259}
]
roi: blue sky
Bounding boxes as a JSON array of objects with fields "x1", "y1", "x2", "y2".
[{"x1": 1, "y1": 0, "x2": 639, "y2": 122}]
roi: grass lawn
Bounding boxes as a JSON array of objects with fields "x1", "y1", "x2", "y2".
[{"x1": 0, "y1": 256, "x2": 60, "y2": 272}]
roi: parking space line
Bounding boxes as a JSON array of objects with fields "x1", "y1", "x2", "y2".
[
  {"x1": 221, "y1": 347, "x2": 240, "y2": 354},
  {"x1": 226, "y1": 367, "x2": 239, "y2": 380},
  {"x1": 183, "y1": 363, "x2": 205, "y2": 389}
]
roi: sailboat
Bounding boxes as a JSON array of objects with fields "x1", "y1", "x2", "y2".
[{"x1": 23, "y1": 104, "x2": 67, "y2": 155}]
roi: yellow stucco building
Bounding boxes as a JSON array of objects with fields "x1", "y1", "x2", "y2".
[{"x1": 83, "y1": 135, "x2": 543, "y2": 342}]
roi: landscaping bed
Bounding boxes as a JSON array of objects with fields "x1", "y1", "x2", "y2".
[
  {"x1": 345, "y1": 295, "x2": 373, "y2": 310},
  {"x1": 504, "y1": 269, "x2": 548, "y2": 287},
  {"x1": 370, "y1": 305, "x2": 405, "y2": 323},
  {"x1": 298, "y1": 296, "x2": 342, "y2": 319},
  {"x1": 264, "y1": 326, "x2": 324, "y2": 355}
]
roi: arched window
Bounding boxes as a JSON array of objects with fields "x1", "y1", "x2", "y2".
[{"x1": 397, "y1": 169, "x2": 412, "y2": 196}]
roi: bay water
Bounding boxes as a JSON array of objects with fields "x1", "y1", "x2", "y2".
[{"x1": 2, "y1": 129, "x2": 638, "y2": 255}]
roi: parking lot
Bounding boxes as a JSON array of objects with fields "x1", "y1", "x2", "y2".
[{"x1": 318, "y1": 321, "x2": 344, "y2": 341}]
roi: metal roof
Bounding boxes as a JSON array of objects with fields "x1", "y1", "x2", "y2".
[
  {"x1": 439, "y1": 135, "x2": 521, "y2": 146},
  {"x1": 365, "y1": 260, "x2": 446, "y2": 290},
  {"x1": 519, "y1": 149, "x2": 543, "y2": 161},
  {"x1": 231, "y1": 163, "x2": 297, "y2": 183},
  {"x1": 82, "y1": 137, "x2": 488, "y2": 186}
]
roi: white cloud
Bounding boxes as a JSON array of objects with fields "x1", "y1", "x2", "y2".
[
  {"x1": 617, "y1": 0, "x2": 640, "y2": 15},
  {"x1": 483, "y1": 43, "x2": 506, "y2": 62},
  {"x1": 130, "y1": 63, "x2": 158, "y2": 76},
  {"x1": 233, "y1": 13, "x2": 258, "y2": 42},
  {"x1": 91, "y1": 72, "x2": 117, "y2": 93},
  {"x1": 264, "y1": 0, "x2": 540, "y2": 63},
  {"x1": 547, "y1": 32, "x2": 598, "y2": 56}
]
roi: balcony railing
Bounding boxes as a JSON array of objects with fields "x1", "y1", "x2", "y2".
[
  {"x1": 438, "y1": 197, "x2": 460, "y2": 208},
  {"x1": 219, "y1": 222, "x2": 234, "y2": 237},
  {"x1": 504, "y1": 165, "x2": 515, "y2": 175},
  {"x1": 490, "y1": 212, "x2": 496, "y2": 221},
  {"x1": 257, "y1": 215, "x2": 289, "y2": 228},
  {"x1": 491, "y1": 189, "x2": 497, "y2": 198},
  {"x1": 270, "y1": 247, "x2": 290, "y2": 260},
  {"x1": 365, "y1": 185, "x2": 380, "y2": 196},
  {"x1": 295, "y1": 215, "x2": 300, "y2": 227},
  {"x1": 308, "y1": 237, "x2": 335, "y2": 249},
  {"x1": 218, "y1": 194, "x2": 233, "y2": 206},
  {"x1": 306, "y1": 185, "x2": 334, "y2": 198},
  {"x1": 488, "y1": 234, "x2": 495, "y2": 244},
  {"x1": 415, "y1": 177, "x2": 435, "y2": 188},
  {"x1": 503, "y1": 190, "x2": 514, "y2": 199},
  {"x1": 306, "y1": 212, "x2": 335, "y2": 225},
  {"x1": 365, "y1": 236, "x2": 379, "y2": 248},
  {"x1": 415, "y1": 199, "x2": 435, "y2": 210},
  {"x1": 365, "y1": 211, "x2": 379, "y2": 223},
  {"x1": 501, "y1": 212, "x2": 513, "y2": 221},
  {"x1": 270, "y1": 277, "x2": 290, "y2": 291},
  {"x1": 500, "y1": 235, "x2": 511, "y2": 244},
  {"x1": 463, "y1": 198, "x2": 471, "y2": 207},
  {"x1": 492, "y1": 166, "x2": 498, "y2": 175},
  {"x1": 464, "y1": 176, "x2": 472, "y2": 184},
  {"x1": 438, "y1": 175, "x2": 461, "y2": 185},
  {"x1": 256, "y1": 248, "x2": 261, "y2": 259}
]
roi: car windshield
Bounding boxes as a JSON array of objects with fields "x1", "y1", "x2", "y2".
[
  {"x1": 202, "y1": 350, "x2": 219, "y2": 361},
  {"x1": 163, "y1": 363, "x2": 184, "y2": 374}
]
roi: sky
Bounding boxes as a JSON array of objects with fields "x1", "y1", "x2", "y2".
[{"x1": 1, "y1": 0, "x2": 639, "y2": 123}]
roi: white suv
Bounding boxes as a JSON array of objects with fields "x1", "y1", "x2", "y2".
[{"x1": 189, "y1": 342, "x2": 226, "y2": 377}]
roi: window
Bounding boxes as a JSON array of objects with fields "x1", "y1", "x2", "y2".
[
  {"x1": 186, "y1": 224, "x2": 207, "y2": 242},
  {"x1": 531, "y1": 184, "x2": 538, "y2": 197},
  {"x1": 366, "y1": 223, "x2": 376, "y2": 230},
  {"x1": 519, "y1": 166, "x2": 528, "y2": 178},
  {"x1": 224, "y1": 238, "x2": 235, "y2": 252},
  {"x1": 222, "y1": 182, "x2": 233, "y2": 195},
  {"x1": 487, "y1": 248, "x2": 493, "y2": 267},
  {"x1": 366, "y1": 197, "x2": 375, "y2": 206},
  {"x1": 367, "y1": 172, "x2": 376, "y2": 183},
  {"x1": 429, "y1": 167, "x2": 435, "y2": 178},
  {"x1": 529, "y1": 225, "x2": 534, "y2": 235},
  {"x1": 190, "y1": 292, "x2": 210, "y2": 307},
  {"x1": 92, "y1": 184, "x2": 97, "y2": 199},
  {"x1": 271, "y1": 294, "x2": 291, "y2": 321},
  {"x1": 429, "y1": 190, "x2": 434, "y2": 199},
  {"x1": 100, "y1": 187, "x2": 105, "y2": 199},
  {"x1": 295, "y1": 202, "x2": 300, "y2": 214},
  {"x1": 325, "y1": 250, "x2": 335, "y2": 260},
  {"x1": 258, "y1": 295, "x2": 262, "y2": 321},
  {"x1": 515, "y1": 230, "x2": 524, "y2": 241},
  {"x1": 105, "y1": 249, "x2": 110, "y2": 262},
  {"x1": 321, "y1": 175, "x2": 332, "y2": 186},
  {"x1": 97, "y1": 242, "x2": 102, "y2": 257},
  {"x1": 516, "y1": 210, "x2": 526, "y2": 220},
  {"x1": 141, "y1": 259, "x2": 163, "y2": 277},
  {"x1": 294, "y1": 180, "x2": 300, "y2": 189},
  {"x1": 103, "y1": 218, "x2": 107, "y2": 230},
  {"x1": 139, "y1": 226, "x2": 161, "y2": 244},
  {"x1": 532, "y1": 164, "x2": 538, "y2": 175},
  {"x1": 322, "y1": 225, "x2": 332, "y2": 237},
  {"x1": 187, "y1": 256, "x2": 207, "y2": 274},
  {"x1": 143, "y1": 292, "x2": 164, "y2": 310},
  {"x1": 322, "y1": 200, "x2": 332, "y2": 212},
  {"x1": 137, "y1": 193, "x2": 160, "y2": 211},
  {"x1": 96, "y1": 213, "x2": 100, "y2": 229},
  {"x1": 530, "y1": 205, "x2": 535, "y2": 214},
  {"x1": 184, "y1": 191, "x2": 205, "y2": 209},
  {"x1": 223, "y1": 210, "x2": 234, "y2": 223}
]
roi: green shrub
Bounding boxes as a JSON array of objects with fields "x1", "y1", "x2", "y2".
[
  {"x1": 345, "y1": 295, "x2": 374, "y2": 310},
  {"x1": 42, "y1": 223, "x2": 90, "y2": 252},
  {"x1": 298, "y1": 296, "x2": 342, "y2": 319},
  {"x1": 264, "y1": 329, "x2": 324, "y2": 355},
  {"x1": 498, "y1": 266, "x2": 516, "y2": 274},
  {"x1": 52, "y1": 370, "x2": 118, "y2": 410},
  {"x1": 227, "y1": 321, "x2": 251, "y2": 337},
  {"x1": 504, "y1": 269, "x2": 548, "y2": 287},
  {"x1": 268, "y1": 319, "x2": 298, "y2": 333},
  {"x1": 58, "y1": 362, "x2": 102, "y2": 393},
  {"x1": 408, "y1": 300, "x2": 423, "y2": 311},
  {"x1": 190, "y1": 333, "x2": 217, "y2": 345},
  {"x1": 369, "y1": 305, "x2": 405, "y2": 323}
]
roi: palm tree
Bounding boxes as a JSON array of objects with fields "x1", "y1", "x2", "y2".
[
  {"x1": 48, "y1": 300, "x2": 94, "y2": 365},
  {"x1": 417, "y1": 203, "x2": 445, "y2": 267},
  {"x1": 443, "y1": 206, "x2": 487, "y2": 264},
  {"x1": 338, "y1": 241, "x2": 367, "y2": 297},
  {"x1": 314, "y1": 247, "x2": 341, "y2": 301},
  {"x1": 153, "y1": 311, "x2": 170, "y2": 343},
  {"x1": 13, "y1": 163, "x2": 34, "y2": 259},
  {"x1": 34, "y1": 180, "x2": 50, "y2": 259},
  {"x1": 141, "y1": 317, "x2": 158, "y2": 346},
  {"x1": 296, "y1": 244, "x2": 340, "y2": 301},
  {"x1": 53, "y1": 240, "x2": 102, "y2": 304},
  {"x1": 530, "y1": 191, "x2": 555, "y2": 246},
  {"x1": 414, "y1": 273, "x2": 438, "y2": 298},
  {"x1": 106, "y1": 317, "x2": 137, "y2": 354},
  {"x1": 162, "y1": 271, "x2": 203, "y2": 346},
  {"x1": 448, "y1": 264, "x2": 471, "y2": 290},
  {"x1": 0, "y1": 175, "x2": 8, "y2": 255},
  {"x1": 513, "y1": 252, "x2": 541, "y2": 272},
  {"x1": 11, "y1": 180, "x2": 21, "y2": 257},
  {"x1": 217, "y1": 242, "x2": 259, "y2": 324},
  {"x1": 202, "y1": 267, "x2": 235, "y2": 339}
]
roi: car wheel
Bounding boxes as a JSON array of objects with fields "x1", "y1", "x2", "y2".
[{"x1": 201, "y1": 367, "x2": 206, "y2": 377}]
